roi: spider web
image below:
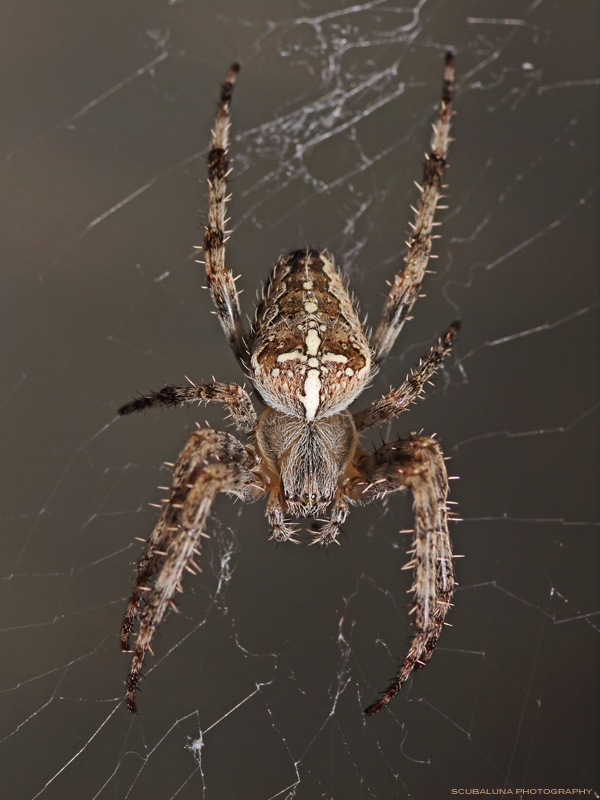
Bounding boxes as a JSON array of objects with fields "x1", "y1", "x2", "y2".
[{"x1": 1, "y1": 0, "x2": 598, "y2": 797}]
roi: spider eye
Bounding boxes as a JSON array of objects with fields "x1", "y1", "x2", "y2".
[{"x1": 311, "y1": 493, "x2": 317, "y2": 501}]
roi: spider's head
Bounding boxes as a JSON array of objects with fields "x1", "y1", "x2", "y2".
[
  {"x1": 284, "y1": 484, "x2": 331, "y2": 516},
  {"x1": 255, "y1": 408, "x2": 358, "y2": 516}
]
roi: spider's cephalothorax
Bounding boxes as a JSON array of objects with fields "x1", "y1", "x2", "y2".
[{"x1": 119, "y1": 56, "x2": 459, "y2": 716}]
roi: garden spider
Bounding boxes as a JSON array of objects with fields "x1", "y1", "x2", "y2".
[{"x1": 120, "y1": 54, "x2": 459, "y2": 715}]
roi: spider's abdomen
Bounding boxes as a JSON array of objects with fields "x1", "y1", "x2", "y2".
[{"x1": 248, "y1": 249, "x2": 373, "y2": 420}]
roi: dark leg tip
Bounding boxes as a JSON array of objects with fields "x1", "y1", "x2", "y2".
[
  {"x1": 364, "y1": 698, "x2": 387, "y2": 716},
  {"x1": 443, "y1": 320, "x2": 461, "y2": 346}
]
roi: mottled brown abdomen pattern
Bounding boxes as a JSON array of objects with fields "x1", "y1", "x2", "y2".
[{"x1": 248, "y1": 249, "x2": 373, "y2": 420}]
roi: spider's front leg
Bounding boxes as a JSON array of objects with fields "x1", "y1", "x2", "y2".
[
  {"x1": 310, "y1": 492, "x2": 349, "y2": 546},
  {"x1": 266, "y1": 490, "x2": 300, "y2": 544},
  {"x1": 122, "y1": 427, "x2": 264, "y2": 713},
  {"x1": 347, "y1": 434, "x2": 455, "y2": 715}
]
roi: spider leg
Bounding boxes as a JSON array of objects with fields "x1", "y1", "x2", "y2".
[
  {"x1": 371, "y1": 53, "x2": 455, "y2": 366},
  {"x1": 201, "y1": 64, "x2": 247, "y2": 367},
  {"x1": 122, "y1": 428, "x2": 263, "y2": 712},
  {"x1": 354, "y1": 322, "x2": 458, "y2": 432},
  {"x1": 119, "y1": 380, "x2": 258, "y2": 433},
  {"x1": 121, "y1": 428, "x2": 253, "y2": 652},
  {"x1": 310, "y1": 492, "x2": 349, "y2": 546},
  {"x1": 347, "y1": 434, "x2": 455, "y2": 715},
  {"x1": 267, "y1": 489, "x2": 300, "y2": 543}
]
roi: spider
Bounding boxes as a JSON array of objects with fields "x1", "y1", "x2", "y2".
[{"x1": 119, "y1": 54, "x2": 459, "y2": 716}]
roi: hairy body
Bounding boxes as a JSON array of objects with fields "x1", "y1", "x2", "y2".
[{"x1": 119, "y1": 56, "x2": 459, "y2": 716}]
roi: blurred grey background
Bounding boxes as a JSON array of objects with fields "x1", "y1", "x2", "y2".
[{"x1": 0, "y1": 1, "x2": 598, "y2": 798}]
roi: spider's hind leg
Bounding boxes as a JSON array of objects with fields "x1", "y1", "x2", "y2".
[
  {"x1": 202, "y1": 64, "x2": 247, "y2": 367},
  {"x1": 371, "y1": 53, "x2": 455, "y2": 366}
]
